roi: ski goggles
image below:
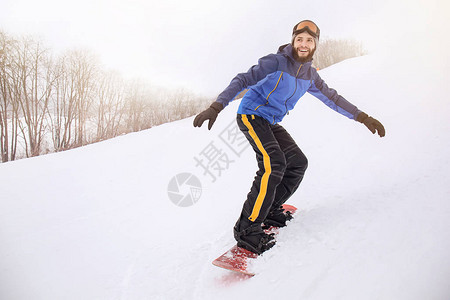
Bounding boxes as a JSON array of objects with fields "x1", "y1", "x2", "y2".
[{"x1": 292, "y1": 20, "x2": 320, "y2": 40}]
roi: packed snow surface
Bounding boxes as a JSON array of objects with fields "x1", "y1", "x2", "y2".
[{"x1": 1, "y1": 52, "x2": 449, "y2": 300}]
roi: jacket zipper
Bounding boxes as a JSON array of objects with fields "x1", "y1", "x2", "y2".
[
  {"x1": 254, "y1": 72, "x2": 284, "y2": 111},
  {"x1": 284, "y1": 64, "x2": 303, "y2": 115}
]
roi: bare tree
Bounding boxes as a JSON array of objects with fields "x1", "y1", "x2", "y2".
[
  {"x1": 71, "y1": 50, "x2": 98, "y2": 147},
  {"x1": 125, "y1": 80, "x2": 148, "y2": 132},
  {"x1": 47, "y1": 50, "x2": 98, "y2": 151},
  {"x1": 49, "y1": 54, "x2": 76, "y2": 151},
  {"x1": 5, "y1": 37, "x2": 55, "y2": 158},
  {"x1": 0, "y1": 31, "x2": 20, "y2": 162},
  {"x1": 95, "y1": 70, "x2": 126, "y2": 141}
]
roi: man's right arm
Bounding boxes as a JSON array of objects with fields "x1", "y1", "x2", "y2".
[{"x1": 194, "y1": 54, "x2": 278, "y2": 130}]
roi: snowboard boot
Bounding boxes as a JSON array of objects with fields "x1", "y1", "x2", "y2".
[
  {"x1": 234, "y1": 217, "x2": 276, "y2": 255},
  {"x1": 262, "y1": 206, "x2": 293, "y2": 229}
]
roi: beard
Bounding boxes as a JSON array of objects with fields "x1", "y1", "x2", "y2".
[{"x1": 292, "y1": 47, "x2": 316, "y2": 63}]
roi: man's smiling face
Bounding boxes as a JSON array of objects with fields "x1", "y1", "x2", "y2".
[{"x1": 292, "y1": 31, "x2": 316, "y2": 62}]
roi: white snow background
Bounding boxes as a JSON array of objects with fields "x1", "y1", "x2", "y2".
[{"x1": 1, "y1": 49, "x2": 450, "y2": 300}]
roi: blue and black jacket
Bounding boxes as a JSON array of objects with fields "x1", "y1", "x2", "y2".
[{"x1": 216, "y1": 44, "x2": 362, "y2": 124}]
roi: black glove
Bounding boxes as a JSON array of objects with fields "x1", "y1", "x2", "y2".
[
  {"x1": 357, "y1": 112, "x2": 385, "y2": 137},
  {"x1": 193, "y1": 102, "x2": 224, "y2": 130}
]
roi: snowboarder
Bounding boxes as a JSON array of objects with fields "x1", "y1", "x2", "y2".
[{"x1": 193, "y1": 20, "x2": 385, "y2": 254}]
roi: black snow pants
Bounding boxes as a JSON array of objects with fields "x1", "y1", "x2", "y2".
[{"x1": 236, "y1": 114, "x2": 308, "y2": 224}]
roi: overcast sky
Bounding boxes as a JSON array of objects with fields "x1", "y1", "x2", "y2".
[{"x1": 1, "y1": 0, "x2": 449, "y2": 97}]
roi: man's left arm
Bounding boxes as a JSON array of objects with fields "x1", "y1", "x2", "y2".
[{"x1": 308, "y1": 71, "x2": 385, "y2": 137}]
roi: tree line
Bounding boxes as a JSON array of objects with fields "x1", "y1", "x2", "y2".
[{"x1": 0, "y1": 31, "x2": 211, "y2": 162}]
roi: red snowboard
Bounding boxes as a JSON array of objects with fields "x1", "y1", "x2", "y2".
[{"x1": 212, "y1": 204, "x2": 297, "y2": 276}]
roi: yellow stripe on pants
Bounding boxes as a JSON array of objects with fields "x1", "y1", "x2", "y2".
[{"x1": 241, "y1": 115, "x2": 272, "y2": 222}]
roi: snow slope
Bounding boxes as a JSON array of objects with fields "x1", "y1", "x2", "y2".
[{"x1": 1, "y1": 52, "x2": 450, "y2": 300}]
